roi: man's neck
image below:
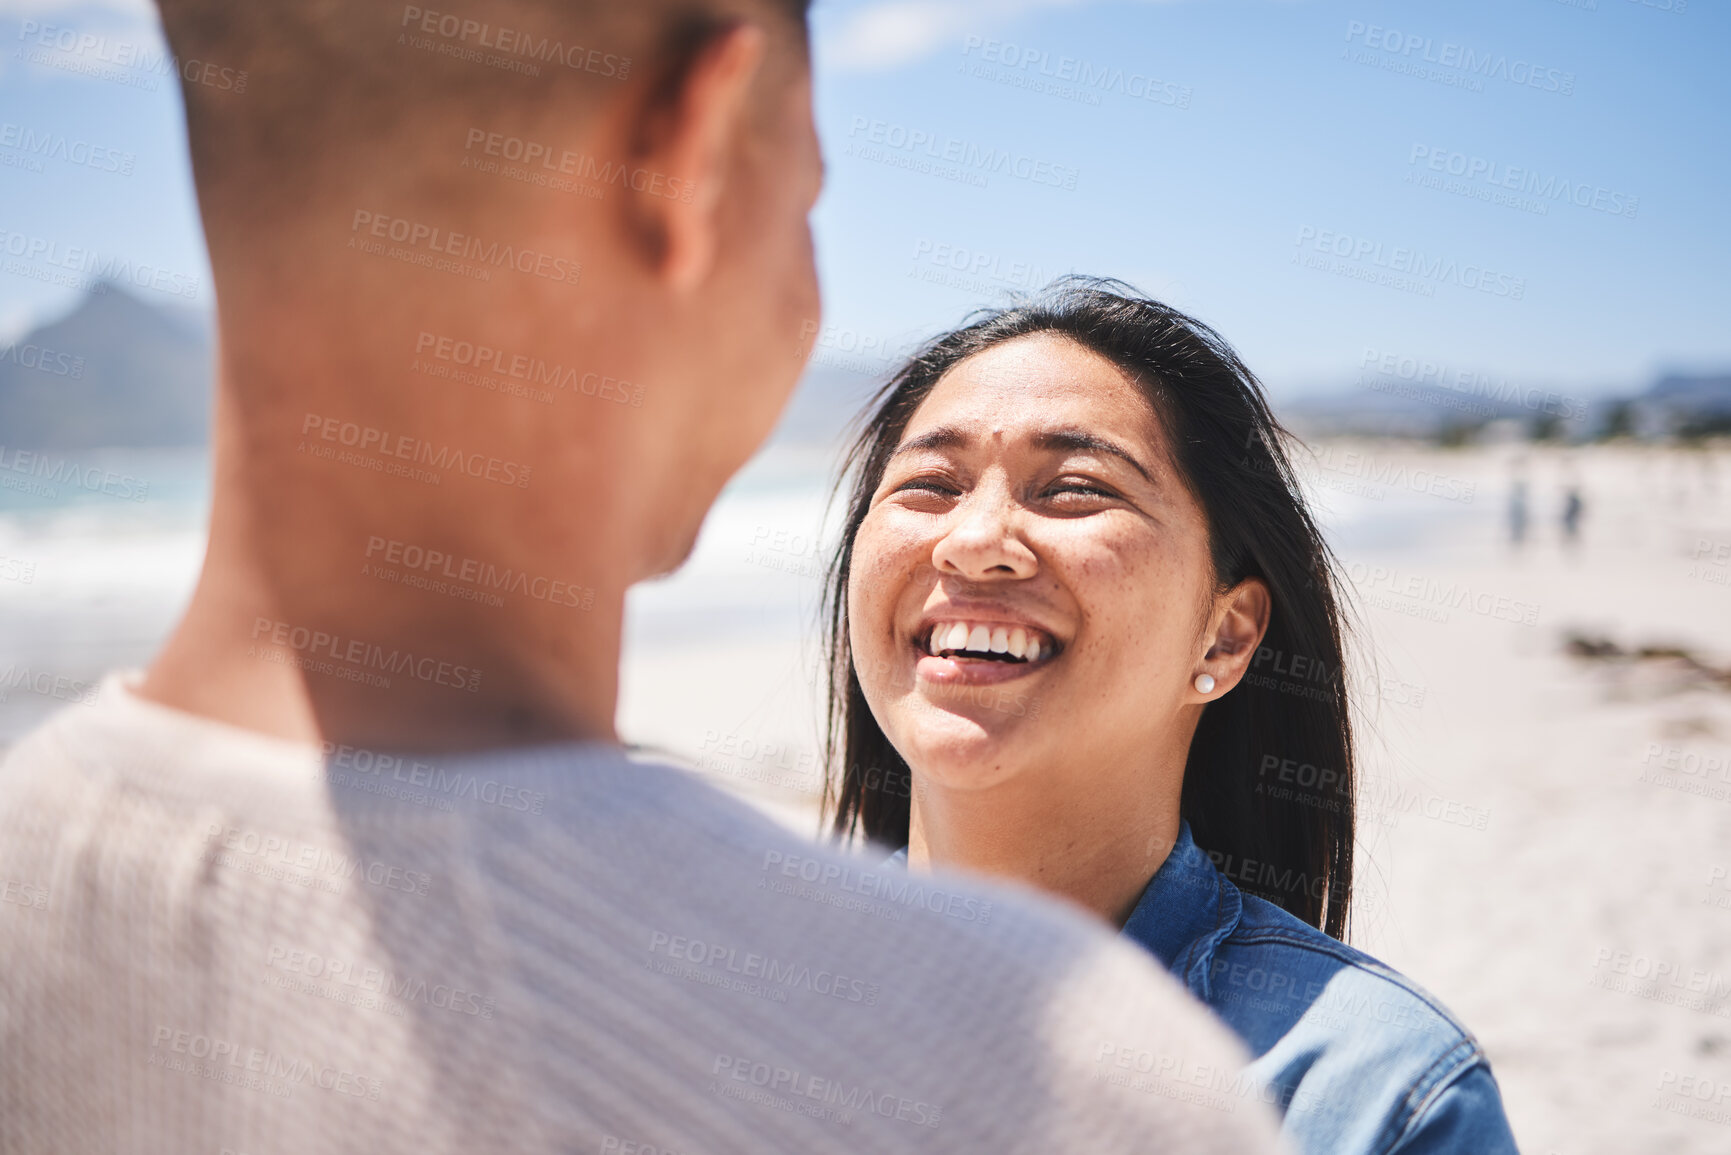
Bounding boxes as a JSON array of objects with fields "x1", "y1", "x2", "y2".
[
  {"x1": 141, "y1": 570, "x2": 626, "y2": 753},
  {"x1": 139, "y1": 322, "x2": 642, "y2": 753}
]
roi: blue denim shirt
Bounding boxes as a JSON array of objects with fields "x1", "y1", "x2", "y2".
[{"x1": 892, "y1": 825, "x2": 1519, "y2": 1154}]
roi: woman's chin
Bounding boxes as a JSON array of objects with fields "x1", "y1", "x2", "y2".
[{"x1": 893, "y1": 701, "x2": 1033, "y2": 792}]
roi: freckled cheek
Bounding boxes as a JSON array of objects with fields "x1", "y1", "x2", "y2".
[
  {"x1": 856, "y1": 516, "x2": 941, "y2": 598},
  {"x1": 1039, "y1": 524, "x2": 1138, "y2": 583},
  {"x1": 1048, "y1": 538, "x2": 1181, "y2": 659},
  {"x1": 849, "y1": 523, "x2": 920, "y2": 651}
]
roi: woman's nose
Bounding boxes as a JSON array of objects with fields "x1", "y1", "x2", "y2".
[{"x1": 929, "y1": 493, "x2": 1037, "y2": 581}]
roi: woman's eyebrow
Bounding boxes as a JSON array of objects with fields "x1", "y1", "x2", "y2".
[
  {"x1": 1032, "y1": 429, "x2": 1153, "y2": 482},
  {"x1": 888, "y1": 426, "x2": 970, "y2": 459}
]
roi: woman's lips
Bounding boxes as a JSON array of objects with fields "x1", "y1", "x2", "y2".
[
  {"x1": 915, "y1": 651, "x2": 1051, "y2": 686},
  {"x1": 912, "y1": 618, "x2": 1060, "y2": 687}
]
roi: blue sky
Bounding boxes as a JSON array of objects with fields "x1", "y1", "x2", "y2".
[{"x1": 1, "y1": 0, "x2": 1726, "y2": 401}]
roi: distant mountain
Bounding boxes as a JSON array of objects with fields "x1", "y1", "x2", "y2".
[
  {"x1": 1280, "y1": 366, "x2": 1731, "y2": 442},
  {"x1": 0, "y1": 283, "x2": 211, "y2": 448},
  {"x1": 1274, "y1": 379, "x2": 1598, "y2": 440},
  {"x1": 1628, "y1": 372, "x2": 1731, "y2": 438},
  {"x1": 7, "y1": 282, "x2": 1722, "y2": 449},
  {"x1": 1646, "y1": 372, "x2": 1731, "y2": 414},
  {"x1": 1276, "y1": 383, "x2": 1489, "y2": 439}
]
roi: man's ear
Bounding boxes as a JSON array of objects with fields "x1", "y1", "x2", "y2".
[{"x1": 622, "y1": 23, "x2": 766, "y2": 293}]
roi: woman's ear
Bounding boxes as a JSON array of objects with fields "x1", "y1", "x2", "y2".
[{"x1": 1194, "y1": 578, "x2": 1272, "y2": 697}]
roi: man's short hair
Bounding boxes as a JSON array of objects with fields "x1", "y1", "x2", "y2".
[{"x1": 156, "y1": 0, "x2": 811, "y2": 225}]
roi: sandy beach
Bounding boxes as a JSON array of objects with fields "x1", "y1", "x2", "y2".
[
  {"x1": 1304, "y1": 443, "x2": 1731, "y2": 1155},
  {"x1": 4, "y1": 438, "x2": 1728, "y2": 1153}
]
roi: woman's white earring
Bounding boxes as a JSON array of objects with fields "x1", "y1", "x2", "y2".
[{"x1": 1194, "y1": 674, "x2": 1216, "y2": 694}]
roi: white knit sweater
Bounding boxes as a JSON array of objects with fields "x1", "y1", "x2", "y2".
[{"x1": 0, "y1": 675, "x2": 1279, "y2": 1154}]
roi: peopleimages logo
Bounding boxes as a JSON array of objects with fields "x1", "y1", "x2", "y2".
[
  {"x1": 647, "y1": 932, "x2": 881, "y2": 1006},
  {"x1": 249, "y1": 617, "x2": 483, "y2": 694},
  {"x1": 348, "y1": 210, "x2": 581, "y2": 286},
  {"x1": 710, "y1": 1053, "x2": 943, "y2": 1128},
  {"x1": 0, "y1": 229, "x2": 200, "y2": 300},
  {"x1": 845, "y1": 116, "x2": 1080, "y2": 191},
  {"x1": 461, "y1": 130, "x2": 693, "y2": 203},
  {"x1": 1342, "y1": 21, "x2": 1575, "y2": 96},
  {"x1": 0, "y1": 664, "x2": 97, "y2": 708},
  {"x1": 909, "y1": 238, "x2": 1052, "y2": 294},
  {"x1": 1358, "y1": 348, "x2": 1587, "y2": 420},
  {"x1": 958, "y1": 35, "x2": 1192, "y2": 109},
  {"x1": 16, "y1": 20, "x2": 249, "y2": 93},
  {"x1": 1407, "y1": 145, "x2": 1638, "y2": 220},
  {"x1": 399, "y1": 5, "x2": 630, "y2": 79},
  {"x1": 794, "y1": 319, "x2": 906, "y2": 375},
  {"x1": 299, "y1": 411, "x2": 533, "y2": 489},
  {"x1": 0, "y1": 122, "x2": 134, "y2": 175},
  {"x1": 149, "y1": 1026, "x2": 382, "y2": 1100},
  {"x1": 0, "y1": 340, "x2": 84, "y2": 377},
  {"x1": 322, "y1": 741, "x2": 548, "y2": 814},
  {"x1": 759, "y1": 850, "x2": 994, "y2": 924},
  {"x1": 1294, "y1": 226, "x2": 1526, "y2": 300},
  {"x1": 0, "y1": 877, "x2": 49, "y2": 911},
  {"x1": 1303, "y1": 444, "x2": 1478, "y2": 504},
  {"x1": 1638, "y1": 742, "x2": 1731, "y2": 804},
  {"x1": 265, "y1": 943, "x2": 496, "y2": 1020},
  {"x1": 413, "y1": 331, "x2": 643, "y2": 406},
  {"x1": 1589, "y1": 947, "x2": 1731, "y2": 1017},
  {"x1": 363, "y1": 534, "x2": 595, "y2": 611},
  {"x1": 0, "y1": 445, "x2": 149, "y2": 501},
  {"x1": 1347, "y1": 562, "x2": 1539, "y2": 626},
  {"x1": 204, "y1": 824, "x2": 432, "y2": 897}
]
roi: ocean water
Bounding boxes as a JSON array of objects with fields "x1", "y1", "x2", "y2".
[
  {"x1": 0, "y1": 447, "x2": 208, "y2": 742},
  {"x1": 0, "y1": 439, "x2": 1498, "y2": 745}
]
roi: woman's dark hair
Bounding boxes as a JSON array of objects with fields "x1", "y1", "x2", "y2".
[{"x1": 820, "y1": 277, "x2": 1357, "y2": 939}]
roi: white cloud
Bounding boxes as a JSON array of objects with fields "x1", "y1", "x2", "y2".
[
  {"x1": 819, "y1": 0, "x2": 1165, "y2": 74},
  {"x1": 0, "y1": 0, "x2": 161, "y2": 64},
  {"x1": 0, "y1": 302, "x2": 40, "y2": 345},
  {"x1": 822, "y1": 1, "x2": 972, "y2": 72},
  {"x1": 0, "y1": 0, "x2": 154, "y2": 17},
  {"x1": 0, "y1": 0, "x2": 164, "y2": 85}
]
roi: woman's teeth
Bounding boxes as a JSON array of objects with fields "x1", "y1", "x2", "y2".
[{"x1": 924, "y1": 622, "x2": 1050, "y2": 662}]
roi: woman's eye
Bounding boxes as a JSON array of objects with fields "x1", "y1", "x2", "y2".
[
  {"x1": 1045, "y1": 480, "x2": 1114, "y2": 499},
  {"x1": 893, "y1": 477, "x2": 959, "y2": 496}
]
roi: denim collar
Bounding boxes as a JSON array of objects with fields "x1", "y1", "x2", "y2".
[{"x1": 1119, "y1": 820, "x2": 1242, "y2": 1000}]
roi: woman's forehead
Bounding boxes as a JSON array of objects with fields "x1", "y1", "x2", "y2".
[{"x1": 906, "y1": 334, "x2": 1163, "y2": 448}]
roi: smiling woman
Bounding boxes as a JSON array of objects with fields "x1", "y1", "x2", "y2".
[
  {"x1": 824, "y1": 277, "x2": 1349, "y2": 929},
  {"x1": 820, "y1": 278, "x2": 1520, "y2": 1155}
]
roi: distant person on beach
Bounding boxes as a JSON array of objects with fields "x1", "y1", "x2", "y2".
[
  {"x1": 0, "y1": 3, "x2": 1282, "y2": 1153},
  {"x1": 1562, "y1": 486, "x2": 1584, "y2": 545},
  {"x1": 1557, "y1": 459, "x2": 1584, "y2": 548},
  {"x1": 820, "y1": 280, "x2": 1520, "y2": 1154},
  {"x1": 1508, "y1": 468, "x2": 1530, "y2": 546}
]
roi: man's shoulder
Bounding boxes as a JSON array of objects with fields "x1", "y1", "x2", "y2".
[
  {"x1": 486, "y1": 747, "x2": 1184, "y2": 996},
  {"x1": 0, "y1": 689, "x2": 113, "y2": 825},
  {"x1": 468, "y1": 754, "x2": 1280, "y2": 1148},
  {"x1": 0, "y1": 704, "x2": 1281, "y2": 1151}
]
